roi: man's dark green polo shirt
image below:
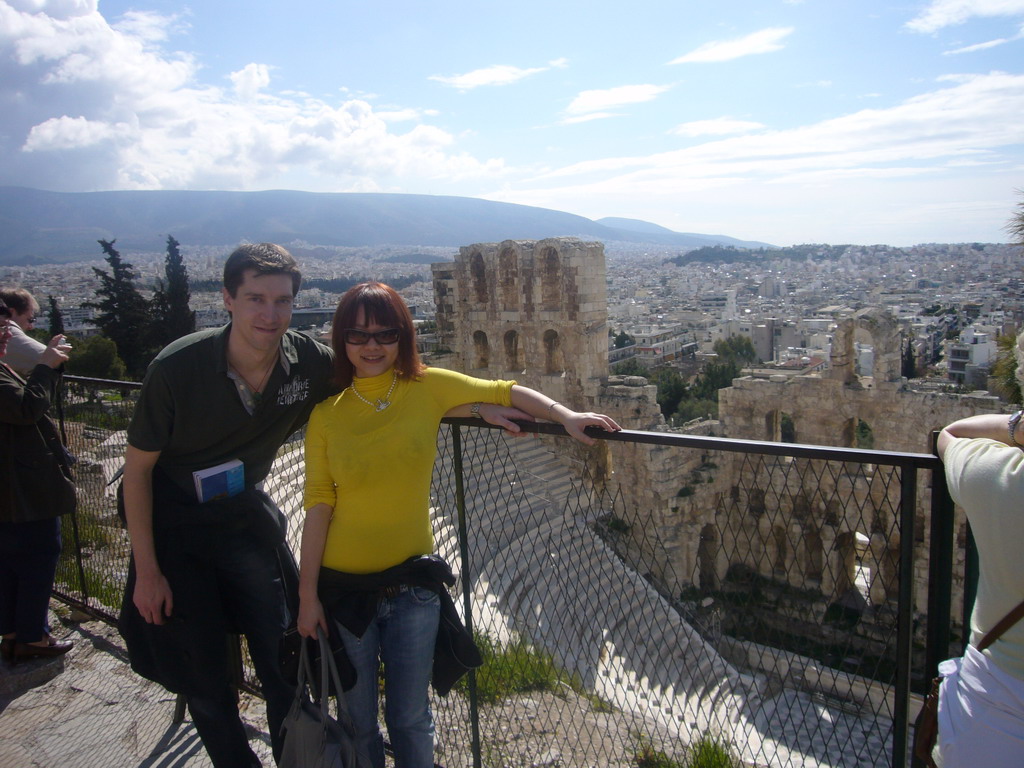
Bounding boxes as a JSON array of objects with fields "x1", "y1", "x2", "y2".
[{"x1": 128, "y1": 324, "x2": 335, "y2": 500}]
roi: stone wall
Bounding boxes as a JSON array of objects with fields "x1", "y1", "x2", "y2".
[{"x1": 433, "y1": 238, "x2": 1007, "y2": 648}]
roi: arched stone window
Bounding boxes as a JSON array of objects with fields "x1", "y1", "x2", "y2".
[
  {"x1": 765, "y1": 410, "x2": 797, "y2": 442},
  {"x1": 804, "y1": 527, "x2": 823, "y2": 583},
  {"x1": 540, "y1": 247, "x2": 560, "y2": 309},
  {"x1": 698, "y1": 524, "x2": 719, "y2": 591},
  {"x1": 773, "y1": 526, "x2": 788, "y2": 576},
  {"x1": 499, "y1": 246, "x2": 519, "y2": 310},
  {"x1": 833, "y1": 531, "x2": 857, "y2": 596},
  {"x1": 543, "y1": 329, "x2": 563, "y2": 374},
  {"x1": 473, "y1": 330, "x2": 490, "y2": 369},
  {"x1": 504, "y1": 330, "x2": 523, "y2": 372},
  {"x1": 747, "y1": 487, "x2": 766, "y2": 517},
  {"x1": 855, "y1": 419, "x2": 874, "y2": 449},
  {"x1": 471, "y1": 252, "x2": 488, "y2": 305}
]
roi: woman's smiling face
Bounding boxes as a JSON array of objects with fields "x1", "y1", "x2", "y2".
[{"x1": 346, "y1": 306, "x2": 400, "y2": 379}]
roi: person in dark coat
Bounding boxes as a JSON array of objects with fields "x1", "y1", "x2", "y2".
[{"x1": 0, "y1": 297, "x2": 76, "y2": 664}]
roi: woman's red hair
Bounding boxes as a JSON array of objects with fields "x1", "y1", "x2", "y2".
[{"x1": 330, "y1": 282, "x2": 425, "y2": 388}]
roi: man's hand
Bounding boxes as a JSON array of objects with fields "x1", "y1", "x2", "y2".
[
  {"x1": 133, "y1": 570, "x2": 174, "y2": 625},
  {"x1": 39, "y1": 334, "x2": 71, "y2": 369}
]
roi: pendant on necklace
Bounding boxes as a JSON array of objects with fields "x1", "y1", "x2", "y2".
[{"x1": 349, "y1": 370, "x2": 397, "y2": 413}]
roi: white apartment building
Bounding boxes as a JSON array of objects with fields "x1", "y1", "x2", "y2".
[{"x1": 945, "y1": 323, "x2": 998, "y2": 387}]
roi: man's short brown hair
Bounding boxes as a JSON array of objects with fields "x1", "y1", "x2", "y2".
[
  {"x1": 223, "y1": 243, "x2": 301, "y2": 297},
  {"x1": 0, "y1": 287, "x2": 35, "y2": 315}
]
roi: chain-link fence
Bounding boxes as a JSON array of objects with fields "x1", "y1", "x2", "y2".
[{"x1": 45, "y1": 376, "x2": 946, "y2": 768}]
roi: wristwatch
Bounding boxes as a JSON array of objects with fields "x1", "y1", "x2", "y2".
[
  {"x1": 1009, "y1": 410, "x2": 1023, "y2": 446},
  {"x1": 470, "y1": 402, "x2": 483, "y2": 419}
]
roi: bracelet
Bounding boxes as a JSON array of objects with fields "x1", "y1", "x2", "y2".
[
  {"x1": 470, "y1": 402, "x2": 483, "y2": 419},
  {"x1": 1009, "y1": 410, "x2": 1023, "y2": 446},
  {"x1": 547, "y1": 401, "x2": 561, "y2": 417}
]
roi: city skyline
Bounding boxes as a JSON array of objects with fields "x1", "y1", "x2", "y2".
[{"x1": 2, "y1": 1, "x2": 1024, "y2": 247}]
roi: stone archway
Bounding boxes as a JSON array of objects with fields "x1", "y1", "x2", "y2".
[
  {"x1": 698, "y1": 523, "x2": 719, "y2": 591},
  {"x1": 471, "y1": 251, "x2": 488, "y2": 305},
  {"x1": 829, "y1": 308, "x2": 903, "y2": 385},
  {"x1": 473, "y1": 330, "x2": 490, "y2": 369},
  {"x1": 543, "y1": 329, "x2": 564, "y2": 374},
  {"x1": 504, "y1": 329, "x2": 523, "y2": 372},
  {"x1": 499, "y1": 245, "x2": 519, "y2": 310}
]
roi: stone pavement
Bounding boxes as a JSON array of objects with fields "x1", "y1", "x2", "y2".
[{"x1": 0, "y1": 608, "x2": 272, "y2": 768}]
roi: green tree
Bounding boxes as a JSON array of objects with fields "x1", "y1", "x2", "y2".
[
  {"x1": 713, "y1": 335, "x2": 758, "y2": 364},
  {"x1": 612, "y1": 330, "x2": 634, "y2": 349},
  {"x1": 780, "y1": 412, "x2": 796, "y2": 443},
  {"x1": 65, "y1": 334, "x2": 127, "y2": 380},
  {"x1": 611, "y1": 358, "x2": 648, "y2": 376},
  {"x1": 650, "y1": 368, "x2": 688, "y2": 418},
  {"x1": 672, "y1": 398, "x2": 718, "y2": 423},
  {"x1": 47, "y1": 295, "x2": 65, "y2": 337},
  {"x1": 693, "y1": 360, "x2": 741, "y2": 401},
  {"x1": 1007, "y1": 188, "x2": 1024, "y2": 246},
  {"x1": 84, "y1": 239, "x2": 154, "y2": 379},
  {"x1": 151, "y1": 235, "x2": 196, "y2": 348},
  {"x1": 992, "y1": 331, "x2": 1022, "y2": 405}
]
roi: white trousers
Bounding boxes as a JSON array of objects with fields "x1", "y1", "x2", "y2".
[{"x1": 935, "y1": 644, "x2": 1024, "y2": 767}]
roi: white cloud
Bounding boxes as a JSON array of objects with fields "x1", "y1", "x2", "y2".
[
  {"x1": 23, "y1": 114, "x2": 131, "y2": 150},
  {"x1": 670, "y1": 118, "x2": 765, "y2": 137},
  {"x1": 906, "y1": 0, "x2": 1024, "y2": 33},
  {"x1": 564, "y1": 84, "x2": 672, "y2": 118},
  {"x1": 945, "y1": 36, "x2": 1012, "y2": 53},
  {"x1": 491, "y1": 71, "x2": 1024, "y2": 244},
  {"x1": 544, "y1": 72, "x2": 1024, "y2": 182},
  {"x1": 429, "y1": 58, "x2": 567, "y2": 90},
  {"x1": 668, "y1": 27, "x2": 794, "y2": 64},
  {"x1": 0, "y1": 1, "x2": 506, "y2": 192},
  {"x1": 230, "y1": 63, "x2": 270, "y2": 101}
]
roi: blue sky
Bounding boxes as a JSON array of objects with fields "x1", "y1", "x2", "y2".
[{"x1": 2, "y1": 0, "x2": 1023, "y2": 246}]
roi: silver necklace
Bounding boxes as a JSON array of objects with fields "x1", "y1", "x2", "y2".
[{"x1": 349, "y1": 370, "x2": 397, "y2": 412}]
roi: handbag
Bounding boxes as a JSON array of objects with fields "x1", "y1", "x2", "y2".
[
  {"x1": 913, "y1": 598, "x2": 1024, "y2": 767},
  {"x1": 279, "y1": 626, "x2": 369, "y2": 768}
]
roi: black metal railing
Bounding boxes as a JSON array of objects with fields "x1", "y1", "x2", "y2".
[{"x1": 52, "y1": 375, "x2": 954, "y2": 768}]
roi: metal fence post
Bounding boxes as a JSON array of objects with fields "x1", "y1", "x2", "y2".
[
  {"x1": 451, "y1": 425, "x2": 482, "y2": 768},
  {"x1": 893, "y1": 464, "x2": 917, "y2": 768},
  {"x1": 58, "y1": 378, "x2": 91, "y2": 605},
  {"x1": 926, "y1": 440, "x2": 954, "y2": 680}
]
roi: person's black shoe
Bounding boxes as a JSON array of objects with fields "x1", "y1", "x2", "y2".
[{"x1": 12, "y1": 639, "x2": 73, "y2": 663}]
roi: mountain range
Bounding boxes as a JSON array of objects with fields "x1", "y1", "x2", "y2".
[{"x1": 0, "y1": 187, "x2": 773, "y2": 265}]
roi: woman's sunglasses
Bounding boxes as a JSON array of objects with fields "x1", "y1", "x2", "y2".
[{"x1": 343, "y1": 328, "x2": 401, "y2": 345}]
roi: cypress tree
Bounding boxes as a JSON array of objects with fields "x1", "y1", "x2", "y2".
[
  {"x1": 84, "y1": 239, "x2": 154, "y2": 379},
  {"x1": 47, "y1": 295, "x2": 65, "y2": 337},
  {"x1": 151, "y1": 235, "x2": 196, "y2": 347}
]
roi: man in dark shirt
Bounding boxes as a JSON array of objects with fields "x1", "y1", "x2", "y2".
[
  {"x1": 121, "y1": 243, "x2": 525, "y2": 767},
  {"x1": 121, "y1": 243, "x2": 334, "y2": 767}
]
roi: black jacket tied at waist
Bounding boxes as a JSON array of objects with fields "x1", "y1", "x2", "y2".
[
  {"x1": 118, "y1": 481, "x2": 299, "y2": 696},
  {"x1": 318, "y1": 555, "x2": 482, "y2": 696}
]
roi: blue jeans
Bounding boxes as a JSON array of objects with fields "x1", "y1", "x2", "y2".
[
  {"x1": 185, "y1": 540, "x2": 292, "y2": 768},
  {"x1": 336, "y1": 586, "x2": 440, "y2": 768}
]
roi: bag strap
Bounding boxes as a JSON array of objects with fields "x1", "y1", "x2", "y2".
[
  {"x1": 977, "y1": 598, "x2": 1024, "y2": 651},
  {"x1": 315, "y1": 626, "x2": 356, "y2": 724}
]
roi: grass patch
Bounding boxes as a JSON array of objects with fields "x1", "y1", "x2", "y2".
[
  {"x1": 632, "y1": 733, "x2": 742, "y2": 768},
  {"x1": 687, "y1": 733, "x2": 742, "y2": 768},
  {"x1": 466, "y1": 634, "x2": 563, "y2": 705},
  {"x1": 634, "y1": 735, "x2": 685, "y2": 767},
  {"x1": 461, "y1": 633, "x2": 614, "y2": 713}
]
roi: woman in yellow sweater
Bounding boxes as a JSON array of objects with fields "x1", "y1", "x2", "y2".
[{"x1": 298, "y1": 282, "x2": 619, "y2": 768}]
